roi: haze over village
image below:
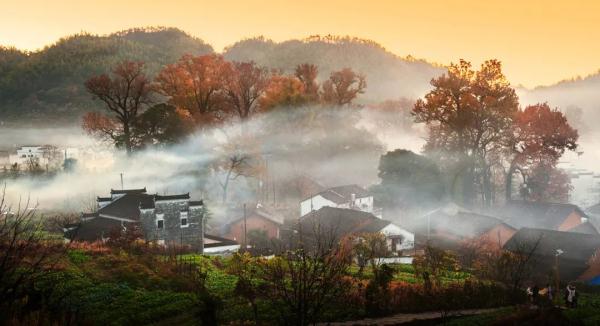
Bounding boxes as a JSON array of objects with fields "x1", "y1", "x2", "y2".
[{"x1": 3, "y1": 1, "x2": 600, "y2": 325}]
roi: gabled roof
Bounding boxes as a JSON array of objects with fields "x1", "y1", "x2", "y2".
[
  {"x1": 110, "y1": 187, "x2": 147, "y2": 195},
  {"x1": 491, "y1": 200, "x2": 587, "y2": 230},
  {"x1": 410, "y1": 203, "x2": 512, "y2": 239},
  {"x1": 97, "y1": 192, "x2": 152, "y2": 221},
  {"x1": 305, "y1": 184, "x2": 371, "y2": 204},
  {"x1": 227, "y1": 206, "x2": 284, "y2": 226},
  {"x1": 504, "y1": 228, "x2": 600, "y2": 263},
  {"x1": 298, "y1": 206, "x2": 392, "y2": 238}
]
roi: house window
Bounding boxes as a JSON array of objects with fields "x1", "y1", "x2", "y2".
[
  {"x1": 180, "y1": 211, "x2": 188, "y2": 228},
  {"x1": 156, "y1": 214, "x2": 164, "y2": 229}
]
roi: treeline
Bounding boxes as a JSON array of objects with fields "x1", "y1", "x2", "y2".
[
  {"x1": 0, "y1": 27, "x2": 442, "y2": 124},
  {"x1": 83, "y1": 57, "x2": 367, "y2": 153}
]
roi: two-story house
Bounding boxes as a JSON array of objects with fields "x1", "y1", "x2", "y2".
[
  {"x1": 67, "y1": 187, "x2": 206, "y2": 251},
  {"x1": 300, "y1": 184, "x2": 380, "y2": 218}
]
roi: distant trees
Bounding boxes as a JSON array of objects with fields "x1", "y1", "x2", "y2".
[{"x1": 84, "y1": 61, "x2": 155, "y2": 153}]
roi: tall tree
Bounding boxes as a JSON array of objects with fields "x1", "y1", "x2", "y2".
[
  {"x1": 372, "y1": 149, "x2": 445, "y2": 211},
  {"x1": 294, "y1": 63, "x2": 319, "y2": 102},
  {"x1": 505, "y1": 103, "x2": 578, "y2": 201},
  {"x1": 413, "y1": 59, "x2": 519, "y2": 207},
  {"x1": 156, "y1": 54, "x2": 231, "y2": 127},
  {"x1": 223, "y1": 61, "x2": 270, "y2": 121},
  {"x1": 321, "y1": 68, "x2": 366, "y2": 106},
  {"x1": 84, "y1": 61, "x2": 155, "y2": 153}
]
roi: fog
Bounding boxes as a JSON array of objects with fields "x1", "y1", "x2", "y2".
[{"x1": 0, "y1": 107, "x2": 423, "y2": 214}]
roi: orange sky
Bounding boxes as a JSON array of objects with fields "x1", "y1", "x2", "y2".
[{"x1": 2, "y1": 0, "x2": 600, "y2": 88}]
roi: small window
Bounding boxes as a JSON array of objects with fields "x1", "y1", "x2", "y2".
[
  {"x1": 156, "y1": 214, "x2": 164, "y2": 229},
  {"x1": 181, "y1": 218, "x2": 188, "y2": 228}
]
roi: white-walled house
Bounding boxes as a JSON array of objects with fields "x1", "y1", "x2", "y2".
[
  {"x1": 9, "y1": 145, "x2": 62, "y2": 169},
  {"x1": 300, "y1": 184, "x2": 380, "y2": 217}
]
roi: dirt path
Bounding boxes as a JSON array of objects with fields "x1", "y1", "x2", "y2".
[{"x1": 320, "y1": 307, "x2": 504, "y2": 325}]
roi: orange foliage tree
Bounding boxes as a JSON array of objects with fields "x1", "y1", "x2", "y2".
[
  {"x1": 506, "y1": 103, "x2": 578, "y2": 201},
  {"x1": 155, "y1": 54, "x2": 232, "y2": 127},
  {"x1": 224, "y1": 61, "x2": 270, "y2": 121}
]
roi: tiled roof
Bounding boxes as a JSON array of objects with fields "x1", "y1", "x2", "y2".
[
  {"x1": 155, "y1": 193, "x2": 190, "y2": 201},
  {"x1": 412, "y1": 204, "x2": 512, "y2": 238},
  {"x1": 305, "y1": 184, "x2": 371, "y2": 204},
  {"x1": 505, "y1": 228, "x2": 600, "y2": 261},
  {"x1": 491, "y1": 200, "x2": 587, "y2": 230},
  {"x1": 110, "y1": 187, "x2": 147, "y2": 195},
  {"x1": 298, "y1": 206, "x2": 392, "y2": 238},
  {"x1": 189, "y1": 200, "x2": 203, "y2": 207}
]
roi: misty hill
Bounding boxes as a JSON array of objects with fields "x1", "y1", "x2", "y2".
[
  {"x1": 519, "y1": 72, "x2": 600, "y2": 127},
  {"x1": 0, "y1": 27, "x2": 213, "y2": 125},
  {"x1": 0, "y1": 29, "x2": 445, "y2": 125},
  {"x1": 223, "y1": 35, "x2": 443, "y2": 102}
]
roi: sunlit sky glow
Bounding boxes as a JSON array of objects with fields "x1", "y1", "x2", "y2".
[{"x1": 2, "y1": 0, "x2": 600, "y2": 88}]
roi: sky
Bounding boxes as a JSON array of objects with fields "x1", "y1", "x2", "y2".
[{"x1": 2, "y1": 0, "x2": 600, "y2": 88}]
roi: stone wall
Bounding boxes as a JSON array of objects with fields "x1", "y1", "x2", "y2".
[{"x1": 139, "y1": 199, "x2": 204, "y2": 251}]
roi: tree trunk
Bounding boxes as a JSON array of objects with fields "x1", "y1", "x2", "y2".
[{"x1": 123, "y1": 122, "x2": 132, "y2": 154}]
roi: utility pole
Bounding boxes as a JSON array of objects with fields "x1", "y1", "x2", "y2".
[
  {"x1": 243, "y1": 203, "x2": 247, "y2": 252},
  {"x1": 120, "y1": 173, "x2": 124, "y2": 190},
  {"x1": 555, "y1": 249, "x2": 564, "y2": 304}
]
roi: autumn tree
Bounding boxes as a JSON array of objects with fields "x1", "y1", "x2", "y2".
[
  {"x1": 520, "y1": 164, "x2": 572, "y2": 203},
  {"x1": 294, "y1": 63, "x2": 320, "y2": 102},
  {"x1": 413, "y1": 60, "x2": 519, "y2": 207},
  {"x1": 505, "y1": 103, "x2": 578, "y2": 201},
  {"x1": 223, "y1": 61, "x2": 270, "y2": 121},
  {"x1": 321, "y1": 68, "x2": 366, "y2": 106},
  {"x1": 156, "y1": 54, "x2": 231, "y2": 127},
  {"x1": 259, "y1": 75, "x2": 308, "y2": 111},
  {"x1": 84, "y1": 61, "x2": 155, "y2": 153}
]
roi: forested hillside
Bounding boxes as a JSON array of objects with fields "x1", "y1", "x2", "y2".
[
  {"x1": 0, "y1": 27, "x2": 213, "y2": 124},
  {"x1": 0, "y1": 29, "x2": 443, "y2": 125},
  {"x1": 224, "y1": 35, "x2": 443, "y2": 101}
]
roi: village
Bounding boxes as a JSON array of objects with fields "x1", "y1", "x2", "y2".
[{"x1": 4, "y1": 7, "x2": 600, "y2": 322}]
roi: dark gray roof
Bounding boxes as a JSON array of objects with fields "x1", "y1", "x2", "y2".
[
  {"x1": 491, "y1": 200, "x2": 587, "y2": 230},
  {"x1": 155, "y1": 193, "x2": 190, "y2": 201},
  {"x1": 413, "y1": 205, "x2": 512, "y2": 238},
  {"x1": 307, "y1": 184, "x2": 370, "y2": 204},
  {"x1": 504, "y1": 228, "x2": 600, "y2": 281},
  {"x1": 298, "y1": 206, "x2": 391, "y2": 238},
  {"x1": 504, "y1": 228, "x2": 600, "y2": 262},
  {"x1": 189, "y1": 200, "x2": 203, "y2": 207},
  {"x1": 110, "y1": 188, "x2": 147, "y2": 195}
]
